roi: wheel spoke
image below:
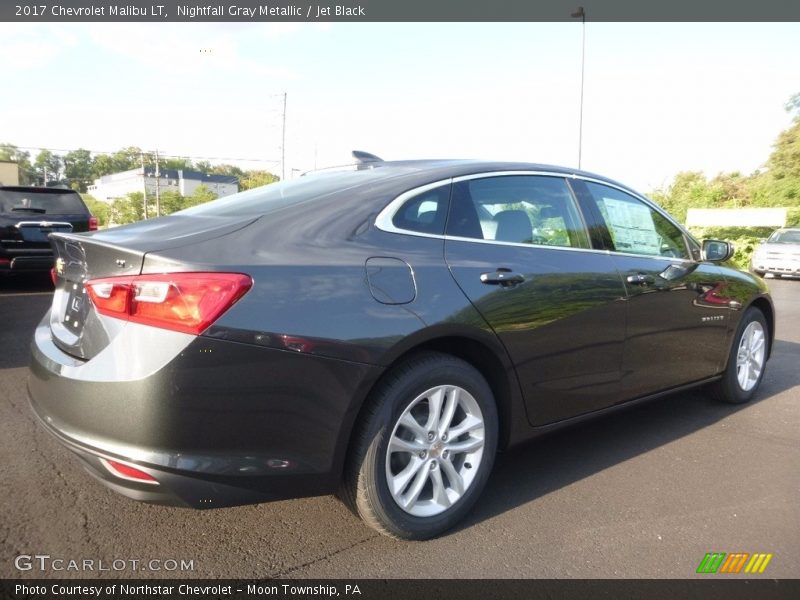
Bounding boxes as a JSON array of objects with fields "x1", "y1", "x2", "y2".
[
  {"x1": 448, "y1": 414, "x2": 483, "y2": 439},
  {"x1": 750, "y1": 333, "x2": 765, "y2": 355},
  {"x1": 402, "y1": 461, "x2": 431, "y2": 509},
  {"x1": 390, "y1": 457, "x2": 424, "y2": 496},
  {"x1": 439, "y1": 457, "x2": 465, "y2": 495},
  {"x1": 399, "y1": 413, "x2": 427, "y2": 440},
  {"x1": 425, "y1": 387, "x2": 446, "y2": 431},
  {"x1": 389, "y1": 436, "x2": 427, "y2": 454},
  {"x1": 430, "y1": 467, "x2": 451, "y2": 508},
  {"x1": 438, "y1": 387, "x2": 459, "y2": 436},
  {"x1": 447, "y1": 437, "x2": 484, "y2": 454}
]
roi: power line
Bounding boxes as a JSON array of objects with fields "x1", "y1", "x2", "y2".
[{"x1": 9, "y1": 145, "x2": 281, "y2": 165}]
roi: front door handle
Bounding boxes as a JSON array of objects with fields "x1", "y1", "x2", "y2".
[
  {"x1": 480, "y1": 270, "x2": 525, "y2": 286},
  {"x1": 626, "y1": 273, "x2": 656, "y2": 286}
]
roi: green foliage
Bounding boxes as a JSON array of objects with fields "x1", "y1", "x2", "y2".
[
  {"x1": 186, "y1": 184, "x2": 217, "y2": 207},
  {"x1": 81, "y1": 194, "x2": 109, "y2": 228},
  {"x1": 110, "y1": 192, "x2": 144, "y2": 225},
  {"x1": 158, "y1": 189, "x2": 184, "y2": 216},
  {"x1": 240, "y1": 170, "x2": 280, "y2": 191},
  {"x1": 729, "y1": 236, "x2": 763, "y2": 271},
  {"x1": 690, "y1": 226, "x2": 774, "y2": 241},
  {"x1": 34, "y1": 150, "x2": 62, "y2": 185},
  {"x1": 63, "y1": 148, "x2": 94, "y2": 192},
  {"x1": 651, "y1": 93, "x2": 800, "y2": 240}
]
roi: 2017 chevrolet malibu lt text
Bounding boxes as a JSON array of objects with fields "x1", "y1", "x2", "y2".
[{"x1": 28, "y1": 158, "x2": 774, "y2": 540}]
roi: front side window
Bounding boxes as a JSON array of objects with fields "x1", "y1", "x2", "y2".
[
  {"x1": 445, "y1": 175, "x2": 590, "y2": 249},
  {"x1": 584, "y1": 182, "x2": 689, "y2": 259}
]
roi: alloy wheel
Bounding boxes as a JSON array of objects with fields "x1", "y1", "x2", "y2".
[
  {"x1": 736, "y1": 321, "x2": 766, "y2": 392},
  {"x1": 385, "y1": 385, "x2": 485, "y2": 517}
]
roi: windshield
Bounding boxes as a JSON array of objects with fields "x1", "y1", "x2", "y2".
[
  {"x1": 767, "y1": 229, "x2": 800, "y2": 244},
  {"x1": 179, "y1": 167, "x2": 402, "y2": 218},
  {"x1": 0, "y1": 189, "x2": 87, "y2": 215}
]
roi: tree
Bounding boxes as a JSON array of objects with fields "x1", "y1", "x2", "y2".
[
  {"x1": 161, "y1": 157, "x2": 194, "y2": 171},
  {"x1": 209, "y1": 163, "x2": 245, "y2": 178},
  {"x1": 766, "y1": 119, "x2": 800, "y2": 181},
  {"x1": 63, "y1": 148, "x2": 94, "y2": 192},
  {"x1": 240, "y1": 170, "x2": 279, "y2": 191},
  {"x1": 0, "y1": 143, "x2": 34, "y2": 184},
  {"x1": 158, "y1": 189, "x2": 186, "y2": 215},
  {"x1": 185, "y1": 184, "x2": 217, "y2": 208},
  {"x1": 109, "y1": 192, "x2": 144, "y2": 225},
  {"x1": 81, "y1": 194, "x2": 109, "y2": 228},
  {"x1": 34, "y1": 150, "x2": 62, "y2": 185}
]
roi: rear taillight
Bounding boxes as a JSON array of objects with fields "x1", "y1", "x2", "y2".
[
  {"x1": 88, "y1": 216, "x2": 98, "y2": 231},
  {"x1": 50, "y1": 267, "x2": 57, "y2": 286},
  {"x1": 84, "y1": 272, "x2": 252, "y2": 335}
]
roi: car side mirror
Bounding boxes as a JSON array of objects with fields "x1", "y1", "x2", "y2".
[{"x1": 702, "y1": 239, "x2": 734, "y2": 262}]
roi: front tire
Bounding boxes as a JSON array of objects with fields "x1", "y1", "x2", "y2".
[
  {"x1": 709, "y1": 307, "x2": 769, "y2": 404},
  {"x1": 342, "y1": 352, "x2": 498, "y2": 540}
]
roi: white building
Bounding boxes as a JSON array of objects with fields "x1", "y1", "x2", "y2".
[{"x1": 88, "y1": 167, "x2": 238, "y2": 203}]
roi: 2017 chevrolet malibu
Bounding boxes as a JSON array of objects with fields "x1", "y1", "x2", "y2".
[{"x1": 28, "y1": 156, "x2": 774, "y2": 540}]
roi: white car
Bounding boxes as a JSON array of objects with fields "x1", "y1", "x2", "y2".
[{"x1": 751, "y1": 228, "x2": 800, "y2": 277}]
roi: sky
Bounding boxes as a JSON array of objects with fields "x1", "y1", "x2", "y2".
[{"x1": 1, "y1": 21, "x2": 798, "y2": 192}]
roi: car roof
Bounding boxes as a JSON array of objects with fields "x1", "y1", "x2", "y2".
[{"x1": 310, "y1": 159, "x2": 644, "y2": 197}]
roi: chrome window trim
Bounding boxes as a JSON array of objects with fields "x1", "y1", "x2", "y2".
[{"x1": 374, "y1": 170, "x2": 698, "y2": 263}]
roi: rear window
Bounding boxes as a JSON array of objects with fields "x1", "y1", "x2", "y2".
[
  {"x1": 180, "y1": 168, "x2": 403, "y2": 218},
  {"x1": 0, "y1": 189, "x2": 87, "y2": 215}
]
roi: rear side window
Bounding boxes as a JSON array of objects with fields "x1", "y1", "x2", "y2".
[
  {"x1": 446, "y1": 175, "x2": 590, "y2": 249},
  {"x1": 391, "y1": 185, "x2": 450, "y2": 235},
  {"x1": 0, "y1": 189, "x2": 87, "y2": 215}
]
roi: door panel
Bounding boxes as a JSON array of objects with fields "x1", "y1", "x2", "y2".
[
  {"x1": 579, "y1": 180, "x2": 731, "y2": 398},
  {"x1": 443, "y1": 175, "x2": 627, "y2": 426},
  {"x1": 611, "y1": 255, "x2": 730, "y2": 397},
  {"x1": 446, "y1": 242, "x2": 627, "y2": 425}
]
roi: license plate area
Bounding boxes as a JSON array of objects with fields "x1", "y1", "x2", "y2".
[{"x1": 17, "y1": 221, "x2": 73, "y2": 242}]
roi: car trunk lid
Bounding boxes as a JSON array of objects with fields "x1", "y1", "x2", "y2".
[{"x1": 48, "y1": 214, "x2": 258, "y2": 360}]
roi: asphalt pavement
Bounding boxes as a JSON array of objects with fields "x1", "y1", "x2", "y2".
[{"x1": 1, "y1": 273, "x2": 798, "y2": 579}]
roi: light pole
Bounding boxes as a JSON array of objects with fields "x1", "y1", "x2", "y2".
[{"x1": 571, "y1": 6, "x2": 586, "y2": 170}]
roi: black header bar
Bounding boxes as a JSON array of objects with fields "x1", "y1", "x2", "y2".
[{"x1": 3, "y1": 0, "x2": 800, "y2": 23}]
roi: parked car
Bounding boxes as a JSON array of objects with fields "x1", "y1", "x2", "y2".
[
  {"x1": 0, "y1": 186, "x2": 97, "y2": 276},
  {"x1": 27, "y1": 158, "x2": 774, "y2": 540},
  {"x1": 750, "y1": 227, "x2": 800, "y2": 278}
]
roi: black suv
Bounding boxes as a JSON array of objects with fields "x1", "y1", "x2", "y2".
[{"x1": 0, "y1": 186, "x2": 96, "y2": 275}]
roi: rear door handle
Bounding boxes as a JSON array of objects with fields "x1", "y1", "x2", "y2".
[
  {"x1": 626, "y1": 273, "x2": 656, "y2": 286},
  {"x1": 480, "y1": 270, "x2": 525, "y2": 286}
]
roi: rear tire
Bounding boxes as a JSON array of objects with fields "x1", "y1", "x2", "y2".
[
  {"x1": 341, "y1": 352, "x2": 498, "y2": 540},
  {"x1": 709, "y1": 307, "x2": 768, "y2": 404}
]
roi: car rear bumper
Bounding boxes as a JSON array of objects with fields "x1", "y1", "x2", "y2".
[
  {"x1": 28, "y1": 313, "x2": 383, "y2": 508},
  {"x1": 0, "y1": 251, "x2": 54, "y2": 272}
]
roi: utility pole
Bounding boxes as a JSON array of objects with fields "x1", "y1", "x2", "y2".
[
  {"x1": 155, "y1": 149, "x2": 161, "y2": 217},
  {"x1": 281, "y1": 92, "x2": 287, "y2": 181},
  {"x1": 141, "y1": 153, "x2": 148, "y2": 219},
  {"x1": 571, "y1": 6, "x2": 586, "y2": 170}
]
